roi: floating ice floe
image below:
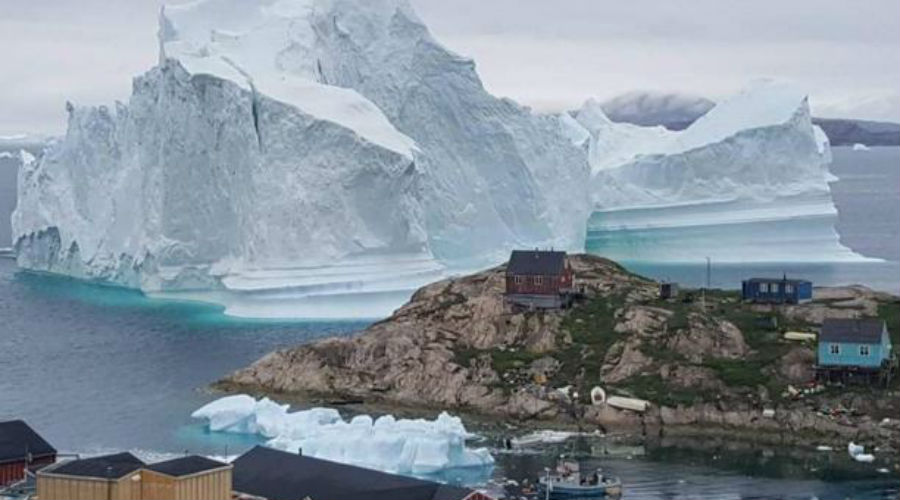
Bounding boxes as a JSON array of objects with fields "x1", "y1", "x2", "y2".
[
  {"x1": 852, "y1": 143, "x2": 870, "y2": 151},
  {"x1": 510, "y1": 430, "x2": 575, "y2": 447},
  {"x1": 192, "y1": 395, "x2": 494, "y2": 475},
  {"x1": 847, "y1": 442, "x2": 875, "y2": 463},
  {"x1": 815, "y1": 445, "x2": 833, "y2": 452}
]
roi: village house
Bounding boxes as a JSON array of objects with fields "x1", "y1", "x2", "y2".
[
  {"x1": 741, "y1": 276, "x2": 812, "y2": 304},
  {"x1": 816, "y1": 318, "x2": 895, "y2": 386},
  {"x1": 141, "y1": 455, "x2": 232, "y2": 500},
  {"x1": 505, "y1": 250, "x2": 574, "y2": 309},
  {"x1": 232, "y1": 445, "x2": 492, "y2": 500},
  {"x1": 36, "y1": 452, "x2": 145, "y2": 500},
  {"x1": 0, "y1": 420, "x2": 56, "y2": 488},
  {"x1": 36, "y1": 452, "x2": 231, "y2": 500},
  {"x1": 659, "y1": 282, "x2": 679, "y2": 300}
]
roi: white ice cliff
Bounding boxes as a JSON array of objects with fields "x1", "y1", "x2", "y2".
[
  {"x1": 12, "y1": 0, "x2": 589, "y2": 317},
  {"x1": 568, "y1": 83, "x2": 867, "y2": 263},
  {"x1": 191, "y1": 395, "x2": 494, "y2": 475}
]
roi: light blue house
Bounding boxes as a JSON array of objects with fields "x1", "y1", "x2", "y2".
[{"x1": 817, "y1": 318, "x2": 894, "y2": 385}]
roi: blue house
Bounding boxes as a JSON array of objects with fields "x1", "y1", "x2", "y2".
[
  {"x1": 817, "y1": 318, "x2": 895, "y2": 385},
  {"x1": 741, "y1": 277, "x2": 812, "y2": 304}
]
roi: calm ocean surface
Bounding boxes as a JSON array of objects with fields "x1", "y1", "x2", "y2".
[{"x1": 1, "y1": 147, "x2": 898, "y2": 498}]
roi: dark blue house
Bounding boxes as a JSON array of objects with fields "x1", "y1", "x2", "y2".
[{"x1": 741, "y1": 277, "x2": 812, "y2": 304}]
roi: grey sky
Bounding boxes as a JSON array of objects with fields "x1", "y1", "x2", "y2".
[{"x1": 1, "y1": 0, "x2": 898, "y2": 135}]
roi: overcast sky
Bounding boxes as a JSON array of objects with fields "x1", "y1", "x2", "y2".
[{"x1": 1, "y1": 0, "x2": 898, "y2": 135}]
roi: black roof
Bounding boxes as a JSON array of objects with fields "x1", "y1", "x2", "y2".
[
  {"x1": 0, "y1": 420, "x2": 57, "y2": 464},
  {"x1": 46, "y1": 452, "x2": 144, "y2": 479},
  {"x1": 232, "y1": 446, "x2": 477, "y2": 500},
  {"x1": 744, "y1": 277, "x2": 811, "y2": 285},
  {"x1": 146, "y1": 455, "x2": 230, "y2": 477},
  {"x1": 820, "y1": 318, "x2": 886, "y2": 344},
  {"x1": 507, "y1": 250, "x2": 566, "y2": 276}
]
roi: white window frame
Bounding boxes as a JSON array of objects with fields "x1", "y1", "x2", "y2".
[
  {"x1": 759, "y1": 283, "x2": 769, "y2": 293},
  {"x1": 830, "y1": 344, "x2": 840, "y2": 355},
  {"x1": 860, "y1": 345, "x2": 870, "y2": 356},
  {"x1": 771, "y1": 283, "x2": 780, "y2": 293},
  {"x1": 514, "y1": 276, "x2": 523, "y2": 285},
  {"x1": 534, "y1": 276, "x2": 543, "y2": 286},
  {"x1": 785, "y1": 283, "x2": 794, "y2": 294}
]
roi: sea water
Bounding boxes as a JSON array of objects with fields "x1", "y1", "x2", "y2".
[
  {"x1": 586, "y1": 146, "x2": 900, "y2": 293},
  {"x1": 1, "y1": 147, "x2": 899, "y2": 497}
]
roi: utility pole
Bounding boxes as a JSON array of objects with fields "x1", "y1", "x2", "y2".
[{"x1": 701, "y1": 256, "x2": 710, "y2": 310}]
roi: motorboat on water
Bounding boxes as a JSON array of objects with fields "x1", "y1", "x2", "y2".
[{"x1": 537, "y1": 459, "x2": 622, "y2": 498}]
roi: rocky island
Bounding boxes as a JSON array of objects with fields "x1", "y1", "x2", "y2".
[{"x1": 222, "y1": 255, "x2": 900, "y2": 448}]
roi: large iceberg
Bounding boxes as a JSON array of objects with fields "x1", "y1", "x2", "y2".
[
  {"x1": 191, "y1": 395, "x2": 494, "y2": 475},
  {"x1": 570, "y1": 83, "x2": 867, "y2": 263},
  {"x1": 12, "y1": 0, "x2": 866, "y2": 316},
  {"x1": 13, "y1": 0, "x2": 589, "y2": 317}
]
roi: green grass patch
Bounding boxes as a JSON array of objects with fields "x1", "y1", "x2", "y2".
[
  {"x1": 702, "y1": 358, "x2": 768, "y2": 388},
  {"x1": 451, "y1": 347, "x2": 480, "y2": 368},
  {"x1": 550, "y1": 293, "x2": 629, "y2": 394},
  {"x1": 878, "y1": 300, "x2": 900, "y2": 346},
  {"x1": 490, "y1": 349, "x2": 543, "y2": 374},
  {"x1": 617, "y1": 374, "x2": 699, "y2": 407}
]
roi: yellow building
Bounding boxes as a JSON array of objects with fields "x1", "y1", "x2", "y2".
[
  {"x1": 36, "y1": 452, "x2": 231, "y2": 500},
  {"x1": 141, "y1": 455, "x2": 232, "y2": 500},
  {"x1": 37, "y1": 452, "x2": 144, "y2": 500}
]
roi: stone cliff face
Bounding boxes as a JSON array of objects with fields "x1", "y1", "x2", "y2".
[
  {"x1": 225, "y1": 254, "x2": 654, "y2": 417},
  {"x1": 225, "y1": 255, "x2": 900, "y2": 443}
]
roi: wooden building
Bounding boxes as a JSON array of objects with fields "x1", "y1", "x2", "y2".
[
  {"x1": 659, "y1": 282, "x2": 678, "y2": 300},
  {"x1": 232, "y1": 446, "x2": 493, "y2": 500},
  {"x1": 741, "y1": 277, "x2": 812, "y2": 304},
  {"x1": 37, "y1": 453, "x2": 232, "y2": 500},
  {"x1": 36, "y1": 452, "x2": 145, "y2": 500},
  {"x1": 505, "y1": 250, "x2": 574, "y2": 309},
  {"x1": 817, "y1": 318, "x2": 895, "y2": 385},
  {"x1": 142, "y1": 455, "x2": 232, "y2": 500},
  {"x1": 0, "y1": 420, "x2": 57, "y2": 487}
]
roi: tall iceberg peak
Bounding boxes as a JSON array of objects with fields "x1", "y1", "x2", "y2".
[{"x1": 13, "y1": 0, "x2": 590, "y2": 316}]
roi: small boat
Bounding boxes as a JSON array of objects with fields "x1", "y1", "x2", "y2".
[
  {"x1": 537, "y1": 459, "x2": 622, "y2": 498},
  {"x1": 511, "y1": 430, "x2": 575, "y2": 448}
]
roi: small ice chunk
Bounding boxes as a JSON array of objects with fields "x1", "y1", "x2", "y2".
[{"x1": 852, "y1": 143, "x2": 870, "y2": 151}]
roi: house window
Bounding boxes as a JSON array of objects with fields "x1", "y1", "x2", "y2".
[
  {"x1": 514, "y1": 276, "x2": 523, "y2": 285},
  {"x1": 785, "y1": 284, "x2": 794, "y2": 294},
  {"x1": 830, "y1": 344, "x2": 840, "y2": 355},
  {"x1": 534, "y1": 276, "x2": 543, "y2": 286},
  {"x1": 771, "y1": 283, "x2": 780, "y2": 293},
  {"x1": 759, "y1": 283, "x2": 769, "y2": 293},
  {"x1": 860, "y1": 345, "x2": 870, "y2": 356}
]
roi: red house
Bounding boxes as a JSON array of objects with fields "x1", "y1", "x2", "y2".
[
  {"x1": 0, "y1": 420, "x2": 57, "y2": 487},
  {"x1": 505, "y1": 250, "x2": 574, "y2": 309}
]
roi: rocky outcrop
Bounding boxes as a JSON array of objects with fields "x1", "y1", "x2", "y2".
[
  {"x1": 226, "y1": 254, "x2": 652, "y2": 415},
  {"x1": 224, "y1": 255, "x2": 899, "y2": 443}
]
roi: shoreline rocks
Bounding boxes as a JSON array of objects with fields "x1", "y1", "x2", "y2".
[{"x1": 222, "y1": 254, "x2": 900, "y2": 446}]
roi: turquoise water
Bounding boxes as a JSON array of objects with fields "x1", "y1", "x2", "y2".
[{"x1": 0, "y1": 258, "x2": 368, "y2": 455}]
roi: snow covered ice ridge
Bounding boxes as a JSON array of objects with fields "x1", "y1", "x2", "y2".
[
  {"x1": 191, "y1": 395, "x2": 494, "y2": 474},
  {"x1": 13, "y1": 0, "x2": 589, "y2": 317},
  {"x1": 570, "y1": 81, "x2": 870, "y2": 264}
]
